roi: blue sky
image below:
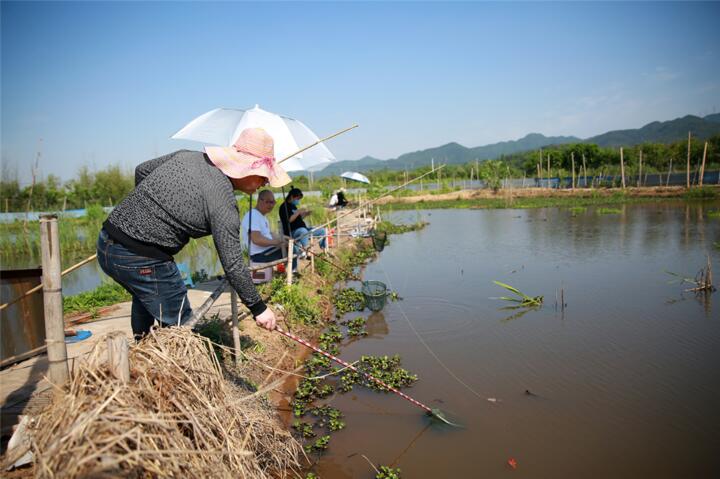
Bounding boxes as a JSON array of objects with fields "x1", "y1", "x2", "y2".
[{"x1": 2, "y1": 1, "x2": 719, "y2": 184}]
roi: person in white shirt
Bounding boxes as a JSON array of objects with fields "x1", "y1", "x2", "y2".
[{"x1": 241, "y1": 190, "x2": 296, "y2": 269}]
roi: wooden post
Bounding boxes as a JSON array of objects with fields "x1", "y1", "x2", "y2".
[
  {"x1": 286, "y1": 238, "x2": 294, "y2": 285},
  {"x1": 309, "y1": 237, "x2": 315, "y2": 274},
  {"x1": 40, "y1": 215, "x2": 68, "y2": 385},
  {"x1": 699, "y1": 142, "x2": 708, "y2": 187},
  {"x1": 638, "y1": 149, "x2": 643, "y2": 187},
  {"x1": 620, "y1": 148, "x2": 626, "y2": 189},
  {"x1": 106, "y1": 332, "x2": 130, "y2": 384},
  {"x1": 335, "y1": 210, "x2": 341, "y2": 248},
  {"x1": 4, "y1": 198, "x2": 8, "y2": 213},
  {"x1": 537, "y1": 163, "x2": 541, "y2": 185},
  {"x1": 230, "y1": 289, "x2": 241, "y2": 367},
  {"x1": 547, "y1": 155, "x2": 551, "y2": 186},
  {"x1": 686, "y1": 131, "x2": 691, "y2": 188},
  {"x1": 667, "y1": 158, "x2": 672, "y2": 187},
  {"x1": 582, "y1": 154, "x2": 587, "y2": 188},
  {"x1": 571, "y1": 152, "x2": 576, "y2": 190}
]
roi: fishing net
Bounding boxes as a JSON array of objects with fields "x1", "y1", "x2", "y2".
[
  {"x1": 371, "y1": 230, "x2": 387, "y2": 252},
  {"x1": 362, "y1": 280, "x2": 388, "y2": 312}
]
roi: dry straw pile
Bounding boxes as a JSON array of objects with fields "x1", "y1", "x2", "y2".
[{"x1": 27, "y1": 328, "x2": 302, "y2": 478}]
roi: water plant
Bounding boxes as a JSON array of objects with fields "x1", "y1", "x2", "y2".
[
  {"x1": 376, "y1": 466, "x2": 402, "y2": 479},
  {"x1": 292, "y1": 421, "x2": 316, "y2": 438},
  {"x1": 597, "y1": 207, "x2": 622, "y2": 215},
  {"x1": 345, "y1": 316, "x2": 367, "y2": 336},
  {"x1": 570, "y1": 206, "x2": 587, "y2": 215},
  {"x1": 339, "y1": 355, "x2": 418, "y2": 393},
  {"x1": 492, "y1": 281, "x2": 544, "y2": 307},
  {"x1": 333, "y1": 288, "x2": 365, "y2": 317}
]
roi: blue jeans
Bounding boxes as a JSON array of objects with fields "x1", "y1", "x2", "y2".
[
  {"x1": 96, "y1": 229, "x2": 192, "y2": 340},
  {"x1": 292, "y1": 227, "x2": 327, "y2": 251}
]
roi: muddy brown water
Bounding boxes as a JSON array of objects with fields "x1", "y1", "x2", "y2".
[{"x1": 313, "y1": 202, "x2": 720, "y2": 478}]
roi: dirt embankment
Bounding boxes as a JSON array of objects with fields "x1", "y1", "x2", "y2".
[{"x1": 376, "y1": 185, "x2": 715, "y2": 205}]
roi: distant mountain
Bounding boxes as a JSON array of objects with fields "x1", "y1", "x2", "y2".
[
  {"x1": 314, "y1": 113, "x2": 720, "y2": 176},
  {"x1": 315, "y1": 133, "x2": 578, "y2": 177},
  {"x1": 585, "y1": 115, "x2": 720, "y2": 147},
  {"x1": 704, "y1": 113, "x2": 720, "y2": 124}
]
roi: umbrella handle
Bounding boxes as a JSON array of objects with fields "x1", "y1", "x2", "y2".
[
  {"x1": 275, "y1": 326, "x2": 432, "y2": 414},
  {"x1": 277, "y1": 124, "x2": 358, "y2": 165}
]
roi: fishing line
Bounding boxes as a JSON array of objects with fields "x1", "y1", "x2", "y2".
[{"x1": 376, "y1": 259, "x2": 488, "y2": 403}]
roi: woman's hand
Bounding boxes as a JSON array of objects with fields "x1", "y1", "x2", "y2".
[{"x1": 255, "y1": 307, "x2": 277, "y2": 331}]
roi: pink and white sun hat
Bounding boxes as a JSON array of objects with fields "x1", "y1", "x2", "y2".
[{"x1": 205, "y1": 128, "x2": 291, "y2": 187}]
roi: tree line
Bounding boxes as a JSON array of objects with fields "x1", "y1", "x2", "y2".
[{"x1": 2, "y1": 134, "x2": 718, "y2": 212}]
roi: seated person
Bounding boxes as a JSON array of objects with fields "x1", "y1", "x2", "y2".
[
  {"x1": 328, "y1": 191, "x2": 339, "y2": 208},
  {"x1": 241, "y1": 190, "x2": 296, "y2": 270},
  {"x1": 336, "y1": 189, "x2": 349, "y2": 207},
  {"x1": 279, "y1": 187, "x2": 327, "y2": 254}
]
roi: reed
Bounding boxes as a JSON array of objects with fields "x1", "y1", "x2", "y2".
[{"x1": 21, "y1": 328, "x2": 302, "y2": 478}]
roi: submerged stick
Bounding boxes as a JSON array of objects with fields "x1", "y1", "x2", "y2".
[{"x1": 275, "y1": 326, "x2": 459, "y2": 426}]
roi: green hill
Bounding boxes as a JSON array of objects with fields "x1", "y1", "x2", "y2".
[
  {"x1": 586, "y1": 115, "x2": 720, "y2": 147},
  {"x1": 313, "y1": 113, "x2": 720, "y2": 177}
]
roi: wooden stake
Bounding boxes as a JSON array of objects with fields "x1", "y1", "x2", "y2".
[
  {"x1": 310, "y1": 237, "x2": 315, "y2": 274},
  {"x1": 699, "y1": 141, "x2": 708, "y2": 187},
  {"x1": 547, "y1": 154, "x2": 551, "y2": 186},
  {"x1": 582, "y1": 153, "x2": 587, "y2": 188},
  {"x1": 286, "y1": 238, "x2": 294, "y2": 285},
  {"x1": 686, "y1": 131, "x2": 691, "y2": 188},
  {"x1": 638, "y1": 149, "x2": 643, "y2": 187},
  {"x1": 571, "y1": 152, "x2": 576, "y2": 190},
  {"x1": 40, "y1": 214, "x2": 68, "y2": 385},
  {"x1": 620, "y1": 148, "x2": 626, "y2": 189},
  {"x1": 106, "y1": 331, "x2": 130, "y2": 384},
  {"x1": 230, "y1": 289, "x2": 241, "y2": 367},
  {"x1": 667, "y1": 158, "x2": 672, "y2": 187}
]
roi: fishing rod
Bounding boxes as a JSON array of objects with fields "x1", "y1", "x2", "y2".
[
  {"x1": 275, "y1": 326, "x2": 459, "y2": 426},
  {"x1": 293, "y1": 165, "x2": 446, "y2": 244}
]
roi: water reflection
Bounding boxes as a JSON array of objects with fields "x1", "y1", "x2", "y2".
[{"x1": 365, "y1": 312, "x2": 389, "y2": 338}]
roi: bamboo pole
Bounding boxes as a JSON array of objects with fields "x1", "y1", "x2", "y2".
[
  {"x1": 638, "y1": 149, "x2": 643, "y2": 187},
  {"x1": 40, "y1": 214, "x2": 68, "y2": 385},
  {"x1": 286, "y1": 238, "x2": 294, "y2": 285},
  {"x1": 0, "y1": 253, "x2": 98, "y2": 311},
  {"x1": 686, "y1": 131, "x2": 691, "y2": 188},
  {"x1": 276, "y1": 124, "x2": 358, "y2": 166},
  {"x1": 582, "y1": 153, "x2": 587, "y2": 188},
  {"x1": 293, "y1": 166, "x2": 445, "y2": 245},
  {"x1": 106, "y1": 331, "x2": 130, "y2": 384},
  {"x1": 699, "y1": 141, "x2": 708, "y2": 187},
  {"x1": 536, "y1": 163, "x2": 541, "y2": 186},
  {"x1": 667, "y1": 158, "x2": 672, "y2": 187},
  {"x1": 620, "y1": 148, "x2": 626, "y2": 189},
  {"x1": 547, "y1": 154, "x2": 551, "y2": 187},
  {"x1": 230, "y1": 289, "x2": 241, "y2": 367},
  {"x1": 571, "y1": 152, "x2": 576, "y2": 190},
  {"x1": 309, "y1": 237, "x2": 315, "y2": 274}
]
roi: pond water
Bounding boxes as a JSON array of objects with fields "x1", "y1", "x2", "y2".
[{"x1": 314, "y1": 202, "x2": 720, "y2": 478}]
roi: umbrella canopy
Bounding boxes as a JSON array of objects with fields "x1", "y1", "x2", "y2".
[
  {"x1": 171, "y1": 105, "x2": 336, "y2": 172},
  {"x1": 340, "y1": 171, "x2": 370, "y2": 184}
]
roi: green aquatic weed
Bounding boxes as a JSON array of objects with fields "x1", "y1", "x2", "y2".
[{"x1": 376, "y1": 466, "x2": 402, "y2": 479}]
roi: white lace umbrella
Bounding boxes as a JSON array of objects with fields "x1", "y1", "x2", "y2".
[
  {"x1": 171, "y1": 105, "x2": 337, "y2": 172},
  {"x1": 340, "y1": 171, "x2": 370, "y2": 184}
]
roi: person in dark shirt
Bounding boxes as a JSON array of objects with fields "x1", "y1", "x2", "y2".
[
  {"x1": 336, "y1": 189, "x2": 349, "y2": 207},
  {"x1": 97, "y1": 128, "x2": 290, "y2": 340},
  {"x1": 278, "y1": 187, "x2": 327, "y2": 255}
]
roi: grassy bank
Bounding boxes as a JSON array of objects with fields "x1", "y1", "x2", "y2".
[{"x1": 378, "y1": 186, "x2": 719, "y2": 212}]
